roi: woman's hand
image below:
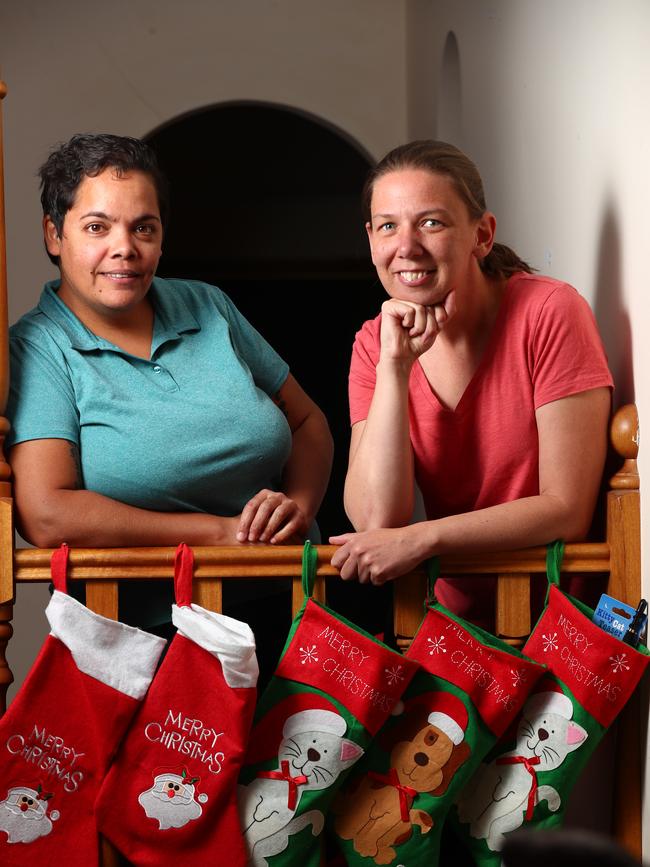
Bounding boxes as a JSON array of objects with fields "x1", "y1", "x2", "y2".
[
  {"x1": 237, "y1": 489, "x2": 310, "y2": 544},
  {"x1": 329, "y1": 525, "x2": 430, "y2": 585},
  {"x1": 379, "y1": 292, "x2": 455, "y2": 363}
]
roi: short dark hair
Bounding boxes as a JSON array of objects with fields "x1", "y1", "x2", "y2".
[
  {"x1": 363, "y1": 140, "x2": 533, "y2": 280},
  {"x1": 39, "y1": 133, "x2": 169, "y2": 265}
]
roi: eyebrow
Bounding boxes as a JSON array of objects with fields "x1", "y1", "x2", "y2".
[
  {"x1": 78, "y1": 210, "x2": 161, "y2": 223},
  {"x1": 372, "y1": 208, "x2": 451, "y2": 220}
]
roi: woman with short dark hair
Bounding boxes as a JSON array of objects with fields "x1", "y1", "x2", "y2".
[{"x1": 7, "y1": 133, "x2": 333, "y2": 634}]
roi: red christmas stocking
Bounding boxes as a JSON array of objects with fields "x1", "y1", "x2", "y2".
[
  {"x1": 452, "y1": 542, "x2": 650, "y2": 865},
  {"x1": 96, "y1": 543, "x2": 259, "y2": 866},
  {"x1": 0, "y1": 545, "x2": 166, "y2": 866}
]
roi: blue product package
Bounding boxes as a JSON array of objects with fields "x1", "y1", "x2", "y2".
[{"x1": 593, "y1": 593, "x2": 637, "y2": 639}]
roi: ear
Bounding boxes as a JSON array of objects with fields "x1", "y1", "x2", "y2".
[
  {"x1": 473, "y1": 211, "x2": 497, "y2": 261},
  {"x1": 43, "y1": 216, "x2": 62, "y2": 257},
  {"x1": 566, "y1": 721, "x2": 588, "y2": 748},
  {"x1": 365, "y1": 221, "x2": 378, "y2": 267},
  {"x1": 430, "y1": 739, "x2": 471, "y2": 797},
  {"x1": 340, "y1": 738, "x2": 364, "y2": 764}
]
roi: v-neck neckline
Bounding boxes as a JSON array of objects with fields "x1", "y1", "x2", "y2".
[{"x1": 412, "y1": 275, "x2": 516, "y2": 415}]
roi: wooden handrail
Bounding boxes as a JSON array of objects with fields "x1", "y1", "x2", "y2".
[{"x1": 8, "y1": 541, "x2": 610, "y2": 590}]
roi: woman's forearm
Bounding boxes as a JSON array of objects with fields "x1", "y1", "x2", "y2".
[
  {"x1": 332, "y1": 490, "x2": 596, "y2": 585},
  {"x1": 17, "y1": 487, "x2": 239, "y2": 549},
  {"x1": 344, "y1": 358, "x2": 416, "y2": 529}
]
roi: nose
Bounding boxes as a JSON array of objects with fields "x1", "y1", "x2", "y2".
[
  {"x1": 110, "y1": 226, "x2": 137, "y2": 259},
  {"x1": 538, "y1": 728, "x2": 549, "y2": 740},
  {"x1": 397, "y1": 225, "x2": 423, "y2": 258},
  {"x1": 307, "y1": 748, "x2": 320, "y2": 762},
  {"x1": 414, "y1": 752, "x2": 429, "y2": 767}
]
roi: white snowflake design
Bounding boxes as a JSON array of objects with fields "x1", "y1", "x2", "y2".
[
  {"x1": 299, "y1": 644, "x2": 319, "y2": 665},
  {"x1": 542, "y1": 632, "x2": 559, "y2": 653},
  {"x1": 609, "y1": 652, "x2": 631, "y2": 674},
  {"x1": 426, "y1": 635, "x2": 447, "y2": 655},
  {"x1": 384, "y1": 665, "x2": 405, "y2": 686},
  {"x1": 510, "y1": 668, "x2": 528, "y2": 688}
]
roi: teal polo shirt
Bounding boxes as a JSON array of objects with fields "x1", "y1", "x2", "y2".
[{"x1": 7, "y1": 277, "x2": 293, "y2": 625}]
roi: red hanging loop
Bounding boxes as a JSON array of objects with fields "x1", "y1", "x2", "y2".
[
  {"x1": 50, "y1": 543, "x2": 70, "y2": 594},
  {"x1": 173, "y1": 542, "x2": 194, "y2": 608}
]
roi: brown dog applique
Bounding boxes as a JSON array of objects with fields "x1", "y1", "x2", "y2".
[{"x1": 334, "y1": 692, "x2": 471, "y2": 865}]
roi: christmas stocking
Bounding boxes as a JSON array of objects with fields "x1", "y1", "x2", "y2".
[
  {"x1": 96, "y1": 542, "x2": 258, "y2": 866},
  {"x1": 329, "y1": 559, "x2": 547, "y2": 867},
  {"x1": 0, "y1": 544, "x2": 166, "y2": 867},
  {"x1": 237, "y1": 540, "x2": 420, "y2": 867},
  {"x1": 452, "y1": 542, "x2": 650, "y2": 865}
]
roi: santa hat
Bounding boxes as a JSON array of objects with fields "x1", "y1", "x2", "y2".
[
  {"x1": 525, "y1": 678, "x2": 573, "y2": 720},
  {"x1": 244, "y1": 693, "x2": 344, "y2": 767},
  {"x1": 283, "y1": 709, "x2": 346, "y2": 739},
  {"x1": 427, "y1": 692, "x2": 468, "y2": 746}
]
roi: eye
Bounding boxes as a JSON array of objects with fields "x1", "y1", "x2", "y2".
[
  {"x1": 135, "y1": 224, "x2": 156, "y2": 235},
  {"x1": 377, "y1": 221, "x2": 396, "y2": 232},
  {"x1": 85, "y1": 222, "x2": 105, "y2": 234},
  {"x1": 422, "y1": 218, "x2": 442, "y2": 228}
]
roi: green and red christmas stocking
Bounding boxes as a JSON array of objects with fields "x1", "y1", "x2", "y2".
[
  {"x1": 96, "y1": 543, "x2": 259, "y2": 866},
  {"x1": 452, "y1": 542, "x2": 650, "y2": 865},
  {"x1": 0, "y1": 545, "x2": 166, "y2": 867},
  {"x1": 237, "y1": 541, "x2": 420, "y2": 867},
  {"x1": 329, "y1": 559, "x2": 546, "y2": 867}
]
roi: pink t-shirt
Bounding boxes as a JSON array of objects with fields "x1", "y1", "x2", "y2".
[{"x1": 348, "y1": 273, "x2": 613, "y2": 625}]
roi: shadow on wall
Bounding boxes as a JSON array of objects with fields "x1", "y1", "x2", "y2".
[
  {"x1": 438, "y1": 31, "x2": 463, "y2": 146},
  {"x1": 593, "y1": 199, "x2": 634, "y2": 410}
]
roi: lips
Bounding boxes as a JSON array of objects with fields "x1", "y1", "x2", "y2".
[
  {"x1": 100, "y1": 270, "x2": 140, "y2": 279},
  {"x1": 399, "y1": 271, "x2": 432, "y2": 283}
]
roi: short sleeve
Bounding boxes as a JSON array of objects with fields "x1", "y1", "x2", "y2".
[
  {"x1": 348, "y1": 317, "x2": 382, "y2": 425},
  {"x1": 217, "y1": 291, "x2": 289, "y2": 397},
  {"x1": 530, "y1": 284, "x2": 613, "y2": 408},
  {"x1": 6, "y1": 333, "x2": 80, "y2": 449}
]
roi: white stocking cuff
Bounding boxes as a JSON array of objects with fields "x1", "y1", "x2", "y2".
[
  {"x1": 172, "y1": 604, "x2": 258, "y2": 689},
  {"x1": 47, "y1": 590, "x2": 167, "y2": 700}
]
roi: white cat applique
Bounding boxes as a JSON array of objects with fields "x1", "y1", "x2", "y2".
[
  {"x1": 238, "y1": 708, "x2": 364, "y2": 867},
  {"x1": 457, "y1": 686, "x2": 588, "y2": 852}
]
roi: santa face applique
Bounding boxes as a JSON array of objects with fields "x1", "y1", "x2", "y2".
[
  {"x1": 0, "y1": 785, "x2": 60, "y2": 844},
  {"x1": 138, "y1": 771, "x2": 208, "y2": 830}
]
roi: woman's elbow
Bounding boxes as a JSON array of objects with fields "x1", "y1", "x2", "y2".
[{"x1": 15, "y1": 501, "x2": 68, "y2": 548}]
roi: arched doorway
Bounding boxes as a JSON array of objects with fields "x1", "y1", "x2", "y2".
[{"x1": 146, "y1": 102, "x2": 379, "y2": 541}]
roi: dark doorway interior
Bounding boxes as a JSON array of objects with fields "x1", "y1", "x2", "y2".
[{"x1": 147, "y1": 103, "x2": 380, "y2": 542}]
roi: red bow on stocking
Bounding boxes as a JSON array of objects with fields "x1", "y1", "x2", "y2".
[
  {"x1": 496, "y1": 754, "x2": 541, "y2": 820},
  {"x1": 257, "y1": 760, "x2": 308, "y2": 810},
  {"x1": 368, "y1": 768, "x2": 418, "y2": 822}
]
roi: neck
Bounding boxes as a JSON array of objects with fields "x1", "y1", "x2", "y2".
[
  {"x1": 58, "y1": 290, "x2": 155, "y2": 359},
  {"x1": 439, "y1": 272, "x2": 508, "y2": 348}
]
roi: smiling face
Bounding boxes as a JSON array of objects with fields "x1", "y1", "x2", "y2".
[
  {"x1": 44, "y1": 167, "x2": 163, "y2": 327},
  {"x1": 366, "y1": 168, "x2": 495, "y2": 307}
]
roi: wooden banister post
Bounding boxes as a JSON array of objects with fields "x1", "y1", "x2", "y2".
[
  {"x1": 0, "y1": 79, "x2": 15, "y2": 717},
  {"x1": 607, "y1": 404, "x2": 644, "y2": 859}
]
